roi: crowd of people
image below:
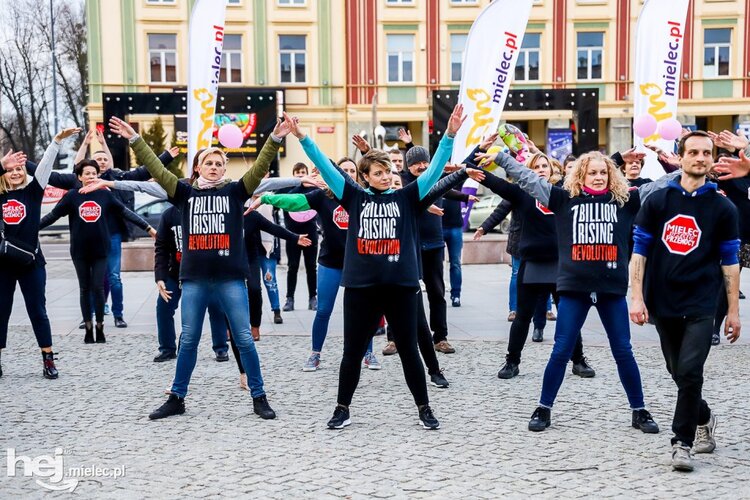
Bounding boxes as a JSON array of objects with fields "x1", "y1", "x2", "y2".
[{"x1": 2, "y1": 108, "x2": 748, "y2": 471}]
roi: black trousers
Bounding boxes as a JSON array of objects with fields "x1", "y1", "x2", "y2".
[
  {"x1": 507, "y1": 271, "x2": 584, "y2": 365},
  {"x1": 72, "y1": 257, "x2": 107, "y2": 323},
  {"x1": 421, "y1": 247, "x2": 448, "y2": 343},
  {"x1": 385, "y1": 291, "x2": 442, "y2": 375},
  {"x1": 338, "y1": 285, "x2": 428, "y2": 407},
  {"x1": 247, "y1": 258, "x2": 263, "y2": 328},
  {"x1": 653, "y1": 316, "x2": 713, "y2": 447},
  {"x1": 286, "y1": 241, "x2": 318, "y2": 300}
]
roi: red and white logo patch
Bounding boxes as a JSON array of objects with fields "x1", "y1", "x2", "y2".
[
  {"x1": 79, "y1": 201, "x2": 102, "y2": 223},
  {"x1": 535, "y1": 200, "x2": 553, "y2": 215},
  {"x1": 2, "y1": 199, "x2": 26, "y2": 225},
  {"x1": 332, "y1": 205, "x2": 349, "y2": 230},
  {"x1": 661, "y1": 214, "x2": 701, "y2": 256}
]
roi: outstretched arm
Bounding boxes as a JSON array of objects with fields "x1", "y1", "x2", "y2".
[
  {"x1": 39, "y1": 195, "x2": 71, "y2": 229},
  {"x1": 416, "y1": 104, "x2": 465, "y2": 200},
  {"x1": 289, "y1": 113, "x2": 348, "y2": 199},
  {"x1": 476, "y1": 150, "x2": 551, "y2": 206}
]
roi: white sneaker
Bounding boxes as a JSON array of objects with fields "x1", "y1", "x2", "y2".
[
  {"x1": 363, "y1": 352, "x2": 382, "y2": 370},
  {"x1": 671, "y1": 442, "x2": 694, "y2": 472},
  {"x1": 694, "y1": 412, "x2": 717, "y2": 454}
]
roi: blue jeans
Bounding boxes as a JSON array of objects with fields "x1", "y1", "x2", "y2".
[
  {"x1": 539, "y1": 292, "x2": 645, "y2": 410},
  {"x1": 172, "y1": 279, "x2": 265, "y2": 398},
  {"x1": 442, "y1": 227, "x2": 463, "y2": 299},
  {"x1": 312, "y1": 264, "x2": 372, "y2": 354},
  {"x1": 259, "y1": 256, "x2": 280, "y2": 311},
  {"x1": 155, "y1": 277, "x2": 229, "y2": 355},
  {"x1": 107, "y1": 233, "x2": 124, "y2": 317},
  {"x1": 509, "y1": 256, "x2": 520, "y2": 311}
]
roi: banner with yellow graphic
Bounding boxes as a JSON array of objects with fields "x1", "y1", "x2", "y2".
[
  {"x1": 450, "y1": 0, "x2": 532, "y2": 165},
  {"x1": 187, "y1": 0, "x2": 228, "y2": 168},
  {"x1": 634, "y1": 0, "x2": 690, "y2": 179}
]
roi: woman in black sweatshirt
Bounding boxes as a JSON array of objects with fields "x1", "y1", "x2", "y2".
[
  {"x1": 477, "y1": 148, "x2": 675, "y2": 435},
  {"x1": 40, "y1": 159, "x2": 154, "y2": 344},
  {"x1": 479, "y1": 153, "x2": 594, "y2": 380},
  {"x1": 0, "y1": 128, "x2": 79, "y2": 379}
]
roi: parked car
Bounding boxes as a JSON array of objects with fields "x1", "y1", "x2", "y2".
[
  {"x1": 466, "y1": 194, "x2": 510, "y2": 233},
  {"x1": 131, "y1": 192, "x2": 170, "y2": 239}
]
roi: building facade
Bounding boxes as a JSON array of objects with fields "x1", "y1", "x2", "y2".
[{"x1": 86, "y1": 0, "x2": 750, "y2": 175}]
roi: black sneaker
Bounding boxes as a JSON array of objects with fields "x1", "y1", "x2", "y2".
[
  {"x1": 42, "y1": 351, "x2": 58, "y2": 379},
  {"x1": 84, "y1": 323, "x2": 95, "y2": 344},
  {"x1": 572, "y1": 358, "x2": 595, "y2": 378},
  {"x1": 273, "y1": 310, "x2": 283, "y2": 324},
  {"x1": 451, "y1": 297, "x2": 461, "y2": 307},
  {"x1": 252, "y1": 395, "x2": 277, "y2": 420},
  {"x1": 532, "y1": 328, "x2": 544, "y2": 342},
  {"x1": 711, "y1": 333, "x2": 720, "y2": 346},
  {"x1": 429, "y1": 370, "x2": 450, "y2": 388},
  {"x1": 283, "y1": 298, "x2": 294, "y2": 312},
  {"x1": 632, "y1": 409, "x2": 660, "y2": 434},
  {"x1": 114, "y1": 317, "x2": 127, "y2": 328},
  {"x1": 308, "y1": 296, "x2": 317, "y2": 310},
  {"x1": 327, "y1": 405, "x2": 351, "y2": 429},
  {"x1": 215, "y1": 350, "x2": 229, "y2": 362},
  {"x1": 528, "y1": 406, "x2": 551, "y2": 432},
  {"x1": 95, "y1": 324, "x2": 106, "y2": 343},
  {"x1": 497, "y1": 361, "x2": 519, "y2": 379},
  {"x1": 153, "y1": 351, "x2": 177, "y2": 362},
  {"x1": 149, "y1": 394, "x2": 185, "y2": 420},
  {"x1": 79, "y1": 320, "x2": 86, "y2": 330},
  {"x1": 418, "y1": 405, "x2": 440, "y2": 429}
]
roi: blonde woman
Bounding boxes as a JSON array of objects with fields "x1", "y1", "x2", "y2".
[{"x1": 477, "y1": 149, "x2": 677, "y2": 435}]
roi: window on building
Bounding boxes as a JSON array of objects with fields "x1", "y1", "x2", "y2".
[
  {"x1": 278, "y1": 0, "x2": 305, "y2": 4},
  {"x1": 279, "y1": 35, "x2": 306, "y2": 84},
  {"x1": 704, "y1": 28, "x2": 731, "y2": 77},
  {"x1": 220, "y1": 34, "x2": 242, "y2": 83},
  {"x1": 386, "y1": 0, "x2": 414, "y2": 4},
  {"x1": 387, "y1": 34, "x2": 414, "y2": 83},
  {"x1": 516, "y1": 33, "x2": 540, "y2": 81},
  {"x1": 450, "y1": 34, "x2": 467, "y2": 82},
  {"x1": 148, "y1": 34, "x2": 177, "y2": 83},
  {"x1": 450, "y1": 0, "x2": 478, "y2": 4},
  {"x1": 577, "y1": 31, "x2": 603, "y2": 80}
]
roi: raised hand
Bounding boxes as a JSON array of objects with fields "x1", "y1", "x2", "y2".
[
  {"x1": 297, "y1": 234, "x2": 312, "y2": 247},
  {"x1": 474, "y1": 150, "x2": 499, "y2": 166},
  {"x1": 272, "y1": 116, "x2": 293, "y2": 139},
  {"x1": 168, "y1": 146, "x2": 180, "y2": 157},
  {"x1": 1, "y1": 149, "x2": 27, "y2": 170},
  {"x1": 281, "y1": 112, "x2": 304, "y2": 139},
  {"x1": 352, "y1": 134, "x2": 371, "y2": 154},
  {"x1": 443, "y1": 163, "x2": 463, "y2": 174},
  {"x1": 109, "y1": 117, "x2": 137, "y2": 140},
  {"x1": 620, "y1": 147, "x2": 645, "y2": 164},
  {"x1": 446, "y1": 104, "x2": 467, "y2": 136},
  {"x1": 83, "y1": 129, "x2": 95, "y2": 145},
  {"x1": 78, "y1": 178, "x2": 113, "y2": 194},
  {"x1": 714, "y1": 151, "x2": 750, "y2": 180},
  {"x1": 397, "y1": 128, "x2": 412, "y2": 144},
  {"x1": 479, "y1": 132, "x2": 499, "y2": 151},
  {"x1": 244, "y1": 197, "x2": 264, "y2": 216},
  {"x1": 719, "y1": 129, "x2": 749, "y2": 151},
  {"x1": 301, "y1": 174, "x2": 326, "y2": 189},
  {"x1": 55, "y1": 127, "x2": 82, "y2": 142},
  {"x1": 526, "y1": 138, "x2": 540, "y2": 155}
]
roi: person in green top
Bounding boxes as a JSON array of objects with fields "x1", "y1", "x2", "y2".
[{"x1": 108, "y1": 116, "x2": 293, "y2": 421}]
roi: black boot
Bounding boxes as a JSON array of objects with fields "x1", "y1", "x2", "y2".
[
  {"x1": 84, "y1": 322, "x2": 95, "y2": 344},
  {"x1": 273, "y1": 310, "x2": 283, "y2": 324},
  {"x1": 253, "y1": 395, "x2": 277, "y2": 420},
  {"x1": 95, "y1": 323, "x2": 106, "y2": 343},
  {"x1": 149, "y1": 394, "x2": 185, "y2": 420},
  {"x1": 532, "y1": 328, "x2": 544, "y2": 342},
  {"x1": 42, "y1": 351, "x2": 58, "y2": 379}
]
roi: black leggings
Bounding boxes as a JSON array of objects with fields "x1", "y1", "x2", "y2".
[
  {"x1": 506, "y1": 267, "x2": 584, "y2": 365},
  {"x1": 338, "y1": 285, "x2": 428, "y2": 407},
  {"x1": 286, "y1": 241, "x2": 318, "y2": 300},
  {"x1": 72, "y1": 257, "x2": 107, "y2": 324},
  {"x1": 248, "y1": 259, "x2": 263, "y2": 328},
  {"x1": 385, "y1": 292, "x2": 441, "y2": 375}
]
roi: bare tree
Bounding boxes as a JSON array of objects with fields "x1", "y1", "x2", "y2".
[{"x1": 0, "y1": 0, "x2": 86, "y2": 156}]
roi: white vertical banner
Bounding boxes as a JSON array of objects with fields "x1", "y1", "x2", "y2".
[
  {"x1": 187, "y1": 0, "x2": 228, "y2": 168},
  {"x1": 633, "y1": 0, "x2": 690, "y2": 179},
  {"x1": 451, "y1": 0, "x2": 533, "y2": 165}
]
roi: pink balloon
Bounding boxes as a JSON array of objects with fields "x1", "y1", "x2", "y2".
[
  {"x1": 218, "y1": 124, "x2": 244, "y2": 148},
  {"x1": 657, "y1": 118, "x2": 682, "y2": 141},
  {"x1": 288, "y1": 209, "x2": 318, "y2": 223},
  {"x1": 633, "y1": 114, "x2": 658, "y2": 139}
]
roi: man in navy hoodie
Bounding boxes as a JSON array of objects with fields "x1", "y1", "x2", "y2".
[{"x1": 629, "y1": 131, "x2": 741, "y2": 472}]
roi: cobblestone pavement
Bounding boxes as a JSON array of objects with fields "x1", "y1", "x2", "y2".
[{"x1": 1, "y1": 246, "x2": 749, "y2": 498}]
